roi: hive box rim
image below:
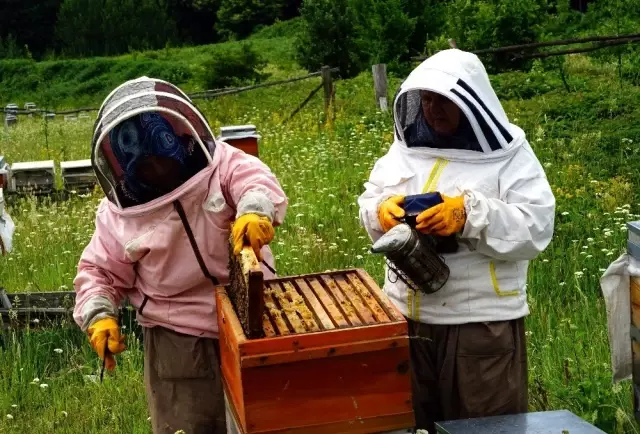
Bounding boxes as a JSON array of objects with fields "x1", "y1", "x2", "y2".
[{"x1": 216, "y1": 268, "x2": 408, "y2": 367}]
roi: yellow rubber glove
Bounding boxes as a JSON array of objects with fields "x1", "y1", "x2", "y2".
[
  {"x1": 415, "y1": 194, "x2": 466, "y2": 236},
  {"x1": 378, "y1": 195, "x2": 405, "y2": 233},
  {"x1": 232, "y1": 213, "x2": 275, "y2": 261},
  {"x1": 87, "y1": 317, "x2": 126, "y2": 371}
]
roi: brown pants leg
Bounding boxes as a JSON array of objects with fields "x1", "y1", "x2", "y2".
[
  {"x1": 407, "y1": 317, "x2": 528, "y2": 433},
  {"x1": 143, "y1": 326, "x2": 226, "y2": 434}
]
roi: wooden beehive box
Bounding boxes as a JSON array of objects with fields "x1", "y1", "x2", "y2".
[
  {"x1": 216, "y1": 266, "x2": 414, "y2": 434},
  {"x1": 629, "y1": 221, "x2": 640, "y2": 422},
  {"x1": 219, "y1": 125, "x2": 260, "y2": 158}
]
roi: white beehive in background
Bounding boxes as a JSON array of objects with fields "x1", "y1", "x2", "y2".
[
  {"x1": 9, "y1": 160, "x2": 56, "y2": 195},
  {"x1": 0, "y1": 157, "x2": 10, "y2": 189},
  {"x1": 60, "y1": 159, "x2": 95, "y2": 192}
]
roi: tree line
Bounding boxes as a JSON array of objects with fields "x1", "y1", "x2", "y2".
[
  {"x1": 1, "y1": 0, "x2": 639, "y2": 79},
  {"x1": 0, "y1": 0, "x2": 301, "y2": 59}
]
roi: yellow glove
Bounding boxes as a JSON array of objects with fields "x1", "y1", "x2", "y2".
[
  {"x1": 416, "y1": 194, "x2": 466, "y2": 236},
  {"x1": 87, "y1": 317, "x2": 126, "y2": 372},
  {"x1": 232, "y1": 213, "x2": 275, "y2": 261},
  {"x1": 378, "y1": 195, "x2": 405, "y2": 233}
]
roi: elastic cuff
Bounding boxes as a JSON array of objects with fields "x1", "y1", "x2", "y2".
[
  {"x1": 81, "y1": 296, "x2": 118, "y2": 332},
  {"x1": 236, "y1": 190, "x2": 276, "y2": 221}
]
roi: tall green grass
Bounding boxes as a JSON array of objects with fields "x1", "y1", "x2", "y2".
[{"x1": 0, "y1": 56, "x2": 639, "y2": 433}]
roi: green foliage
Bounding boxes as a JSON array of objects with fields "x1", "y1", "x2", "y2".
[
  {"x1": 444, "y1": 0, "x2": 550, "y2": 72},
  {"x1": 0, "y1": 0, "x2": 63, "y2": 59},
  {"x1": 351, "y1": 0, "x2": 417, "y2": 76},
  {"x1": 296, "y1": 0, "x2": 417, "y2": 78},
  {"x1": 199, "y1": 43, "x2": 270, "y2": 89},
  {"x1": 0, "y1": 35, "x2": 27, "y2": 60},
  {"x1": 250, "y1": 17, "x2": 304, "y2": 40},
  {"x1": 55, "y1": 0, "x2": 179, "y2": 57},
  {"x1": 295, "y1": 0, "x2": 364, "y2": 78},
  {"x1": 405, "y1": 0, "x2": 448, "y2": 57},
  {"x1": 0, "y1": 58, "x2": 195, "y2": 108},
  {"x1": 216, "y1": 0, "x2": 286, "y2": 40},
  {"x1": 166, "y1": 0, "x2": 222, "y2": 45}
]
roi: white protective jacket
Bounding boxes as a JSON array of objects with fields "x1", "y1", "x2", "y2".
[{"x1": 358, "y1": 49, "x2": 556, "y2": 325}]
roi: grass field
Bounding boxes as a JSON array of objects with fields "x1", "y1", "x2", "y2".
[{"x1": 1, "y1": 53, "x2": 640, "y2": 433}]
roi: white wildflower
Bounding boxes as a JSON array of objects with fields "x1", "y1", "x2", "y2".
[
  {"x1": 6, "y1": 414, "x2": 13, "y2": 420},
  {"x1": 40, "y1": 384, "x2": 49, "y2": 389},
  {"x1": 54, "y1": 348, "x2": 63, "y2": 354}
]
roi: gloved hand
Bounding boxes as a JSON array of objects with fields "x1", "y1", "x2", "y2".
[
  {"x1": 87, "y1": 317, "x2": 126, "y2": 371},
  {"x1": 416, "y1": 194, "x2": 466, "y2": 236},
  {"x1": 378, "y1": 195, "x2": 405, "y2": 233},
  {"x1": 232, "y1": 213, "x2": 275, "y2": 261}
]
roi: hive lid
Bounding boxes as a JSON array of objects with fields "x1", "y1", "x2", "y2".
[
  {"x1": 219, "y1": 125, "x2": 260, "y2": 140},
  {"x1": 11, "y1": 160, "x2": 55, "y2": 172},
  {"x1": 60, "y1": 159, "x2": 92, "y2": 170}
]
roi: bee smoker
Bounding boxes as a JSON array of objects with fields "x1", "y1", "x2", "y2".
[{"x1": 370, "y1": 193, "x2": 452, "y2": 294}]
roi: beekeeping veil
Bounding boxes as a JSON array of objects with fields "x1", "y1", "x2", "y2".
[
  {"x1": 91, "y1": 77, "x2": 217, "y2": 208},
  {"x1": 393, "y1": 49, "x2": 524, "y2": 158}
]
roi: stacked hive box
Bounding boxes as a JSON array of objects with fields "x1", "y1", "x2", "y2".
[
  {"x1": 629, "y1": 221, "x2": 640, "y2": 422},
  {"x1": 217, "y1": 266, "x2": 414, "y2": 433}
]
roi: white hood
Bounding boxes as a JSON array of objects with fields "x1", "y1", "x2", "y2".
[{"x1": 393, "y1": 49, "x2": 525, "y2": 162}]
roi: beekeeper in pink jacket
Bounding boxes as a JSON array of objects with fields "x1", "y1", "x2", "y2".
[{"x1": 72, "y1": 77, "x2": 288, "y2": 433}]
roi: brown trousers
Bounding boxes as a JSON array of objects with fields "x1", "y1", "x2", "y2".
[
  {"x1": 407, "y1": 317, "x2": 528, "y2": 433},
  {"x1": 143, "y1": 326, "x2": 226, "y2": 434}
]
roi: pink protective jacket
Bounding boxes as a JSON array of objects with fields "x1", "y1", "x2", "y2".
[{"x1": 73, "y1": 77, "x2": 287, "y2": 338}]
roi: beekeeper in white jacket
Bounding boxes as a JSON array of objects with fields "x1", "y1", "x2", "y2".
[{"x1": 358, "y1": 49, "x2": 555, "y2": 432}]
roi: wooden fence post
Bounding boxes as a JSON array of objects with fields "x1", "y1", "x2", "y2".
[
  {"x1": 448, "y1": 39, "x2": 457, "y2": 49},
  {"x1": 321, "y1": 65, "x2": 333, "y2": 116},
  {"x1": 372, "y1": 64, "x2": 388, "y2": 112}
]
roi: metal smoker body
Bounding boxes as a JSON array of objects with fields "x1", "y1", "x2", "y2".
[
  {"x1": 370, "y1": 192, "x2": 456, "y2": 294},
  {"x1": 371, "y1": 222, "x2": 450, "y2": 295}
]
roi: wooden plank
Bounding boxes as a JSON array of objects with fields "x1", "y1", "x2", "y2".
[
  {"x1": 320, "y1": 275, "x2": 362, "y2": 327},
  {"x1": 227, "y1": 245, "x2": 266, "y2": 339},
  {"x1": 354, "y1": 269, "x2": 405, "y2": 322},
  {"x1": 241, "y1": 321, "x2": 408, "y2": 358},
  {"x1": 294, "y1": 279, "x2": 335, "y2": 330},
  {"x1": 216, "y1": 287, "x2": 247, "y2": 425},
  {"x1": 269, "y1": 283, "x2": 307, "y2": 334},
  {"x1": 372, "y1": 64, "x2": 388, "y2": 111},
  {"x1": 307, "y1": 278, "x2": 348, "y2": 328},
  {"x1": 346, "y1": 273, "x2": 391, "y2": 323},
  {"x1": 631, "y1": 278, "x2": 640, "y2": 372},
  {"x1": 263, "y1": 292, "x2": 290, "y2": 336},
  {"x1": 633, "y1": 276, "x2": 640, "y2": 424},
  {"x1": 262, "y1": 314, "x2": 276, "y2": 338},
  {"x1": 242, "y1": 347, "x2": 413, "y2": 433},
  {"x1": 281, "y1": 281, "x2": 320, "y2": 332},
  {"x1": 334, "y1": 274, "x2": 376, "y2": 325},
  {"x1": 242, "y1": 246, "x2": 265, "y2": 339},
  {"x1": 242, "y1": 336, "x2": 409, "y2": 368}
]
